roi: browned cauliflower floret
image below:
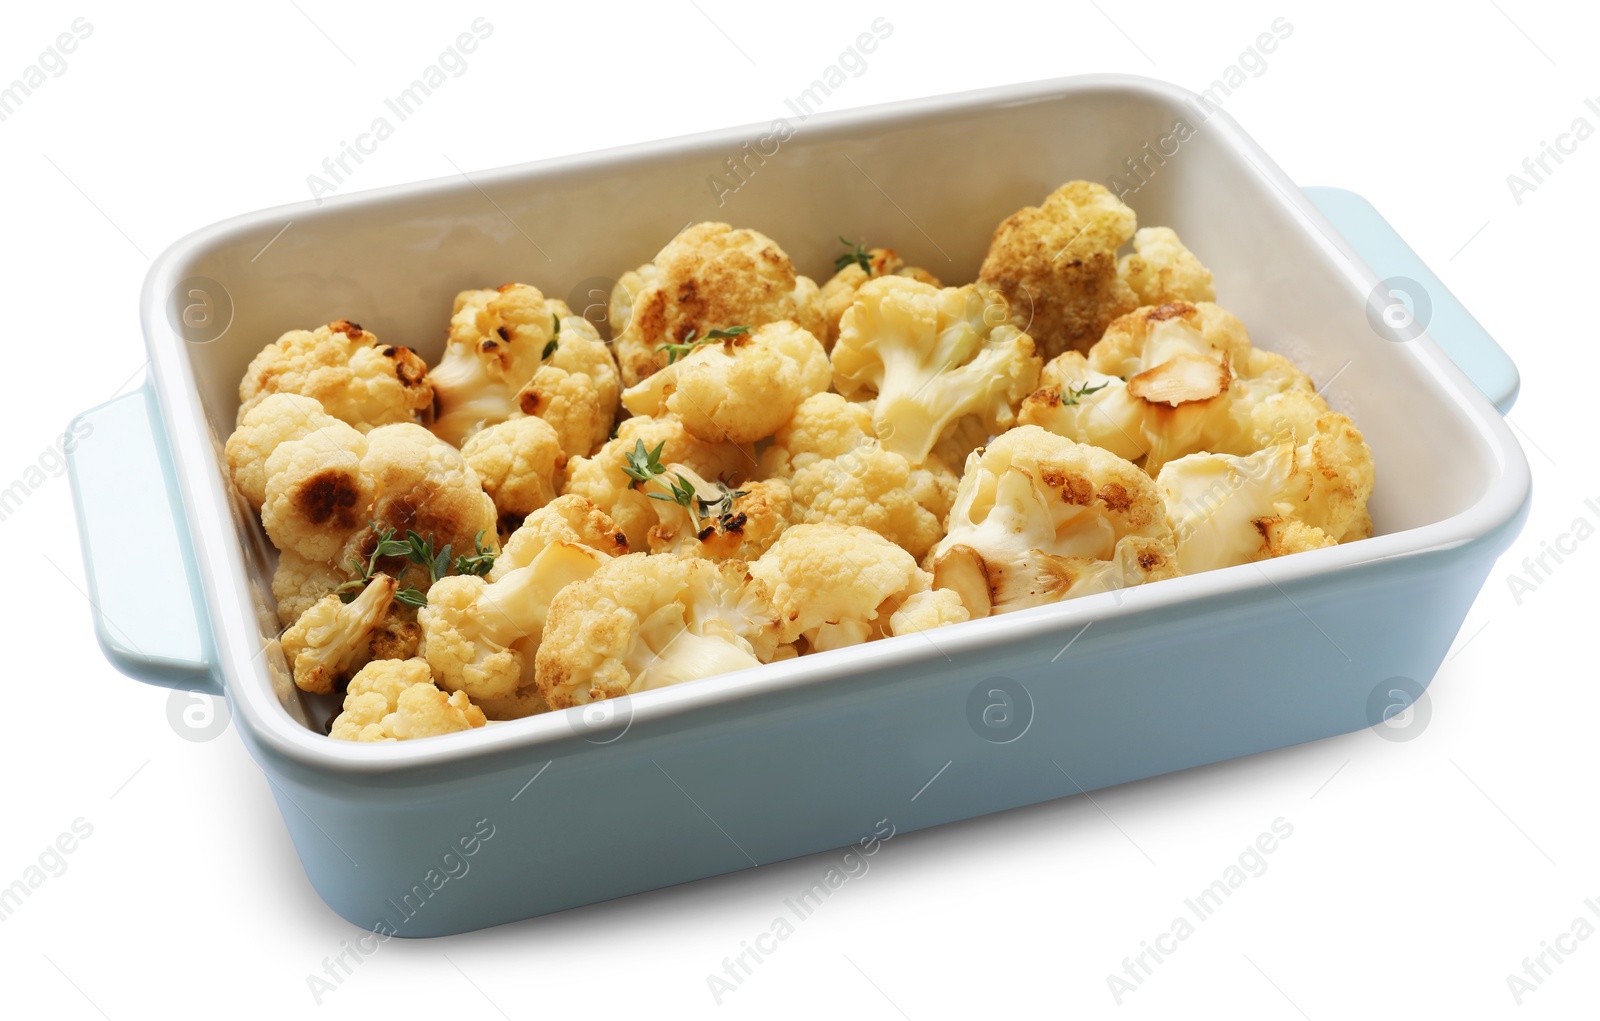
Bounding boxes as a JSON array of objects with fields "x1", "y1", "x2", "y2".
[
  {"x1": 608, "y1": 222, "x2": 825, "y2": 386},
  {"x1": 562, "y1": 416, "x2": 749, "y2": 550},
  {"x1": 1021, "y1": 301, "x2": 1319, "y2": 475},
  {"x1": 226, "y1": 393, "x2": 360, "y2": 511},
  {"x1": 750, "y1": 523, "x2": 939, "y2": 652},
  {"x1": 977, "y1": 181, "x2": 1140, "y2": 359},
  {"x1": 621, "y1": 321, "x2": 830, "y2": 444},
  {"x1": 535, "y1": 553, "x2": 781, "y2": 708},
  {"x1": 1116, "y1": 227, "x2": 1215, "y2": 306},
  {"x1": 819, "y1": 245, "x2": 940, "y2": 347},
  {"x1": 238, "y1": 320, "x2": 432, "y2": 432},
  {"x1": 1157, "y1": 410, "x2": 1374, "y2": 573},
  {"x1": 492, "y1": 494, "x2": 629, "y2": 580},
  {"x1": 260, "y1": 421, "x2": 375, "y2": 563},
  {"x1": 419, "y1": 540, "x2": 606, "y2": 715},
  {"x1": 329, "y1": 658, "x2": 487, "y2": 742},
  {"x1": 280, "y1": 574, "x2": 397, "y2": 693},
  {"x1": 334, "y1": 423, "x2": 499, "y2": 594},
  {"x1": 460, "y1": 416, "x2": 565, "y2": 537},
  {"x1": 642, "y1": 473, "x2": 794, "y2": 561},
  {"x1": 430, "y1": 284, "x2": 618, "y2": 448},
  {"x1": 831, "y1": 277, "x2": 1040, "y2": 467},
  {"x1": 759, "y1": 393, "x2": 956, "y2": 561},
  {"x1": 929, "y1": 426, "x2": 1180, "y2": 617}
]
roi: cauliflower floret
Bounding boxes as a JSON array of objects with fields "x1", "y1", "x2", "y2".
[
  {"x1": 831, "y1": 277, "x2": 1040, "y2": 466},
  {"x1": 1157, "y1": 410, "x2": 1374, "y2": 573},
  {"x1": 238, "y1": 320, "x2": 432, "y2": 432},
  {"x1": 336, "y1": 423, "x2": 499, "y2": 593},
  {"x1": 889, "y1": 587, "x2": 970, "y2": 637},
  {"x1": 535, "y1": 553, "x2": 781, "y2": 707},
  {"x1": 1116, "y1": 227, "x2": 1216, "y2": 306},
  {"x1": 271, "y1": 550, "x2": 351, "y2": 627},
  {"x1": 226, "y1": 394, "x2": 360, "y2": 510},
  {"x1": 1023, "y1": 301, "x2": 1320, "y2": 475},
  {"x1": 280, "y1": 574, "x2": 397, "y2": 693},
  {"x1": 260, "y1": 422, "x2": 375, "y2": 563},
  {"x1": 329, "y1": 658, "x2": 487, "y2": 742},
  {"x1": 750, "y1": 523, "x2": 934, "y2": 651},
  {"x1": 503, "y1": 312, "x2": 621, "y2": 458},
  {"x1": 667, "y1": 477, "x2": 794, "y2": 562},
  {"x1": 492, "y1": 494, "x2": 629, "y2": 580},
  {"x1": 978, "y1": 181, "x2": 1139, "y2": 359},
  {"x1": 419, "y1": 540, "x2": 607, "y2": 709},
  {"x1": 758, "y1": 393, "x2": 954, "y2": 560},
  {"x1": 621, "y1": 320, "x2": 830, "y2": 444},
  {"x1": 562, "y1": 415, "x2": 749, "y2": 550},
  {"x1": 608, "y1": 222, "x2": 826, "y2": 386},
  {"x1": 429, "y1": 284, "x2": 596, "y2": 446},
  {"x1": 818, "y1": 245, "x2": 940, "y2": 347},
  {"x1": 930, "y1": 426, "x2": 1179, "y2": 617},
  {"x1": 460, "y1": 417, "x2": 565, "y2": 537}
]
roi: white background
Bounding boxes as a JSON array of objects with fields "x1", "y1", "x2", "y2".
[{"x1": 2, "y1": 1, "x2": 1594, "y2": 1017}]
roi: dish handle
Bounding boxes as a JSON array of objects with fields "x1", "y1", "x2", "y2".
[
  {"x1": 1303, "y1": 186, "x2": 1519, "y2": 414},
  {"x1": 66, "y1": 381, "x2": 218, "y2": 694}
]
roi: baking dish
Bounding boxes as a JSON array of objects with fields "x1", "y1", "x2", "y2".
[{"x1": 67, "y1": 75, "x2": 1529, "y2": 936}]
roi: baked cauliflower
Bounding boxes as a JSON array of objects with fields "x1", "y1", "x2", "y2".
[
  {"x1": 831, "y1": 277, "x2": 1040, "y2": 466},
  {"x1": 460, "y1": 416, "x2": 565, "y2": 536},
  {"x1": 1117, "y1": 227, "x2": 1216, "y2": 306},
  {"x1": 930, "y1": 426, "x2": 1179, "y2": 617},
  {"x1": 621, "y1": 320, "x2": 830, "y2": 444},
  {"x1": 757, "y1": 393, "x2": 955, "y2": 561},
  {"x1": 749, "y1": 523, "x2": 947, "y2": 652},
  {"x1": 1021, "y1": 301, "x2": 1319, "y2": 475},
  {"x1": 492, "y1": 494, "x2": 629, "y2": 580},
  {"x1": 430, "y1": 284, "x2": 618, "y2": 448},
  {"x1": 506, "y1": 311, "x2": 621, "y2": 457},
  {"x1": 977, "y1": 181, "x2": 1139, "y2": 359},
  {"x1": 608, "y1": 222, "x2": 825, "y2": 386},
  {"x1": 238, "y1": 320, "x2": 432, "y2": 432},
  {"x1": 281, "y1": 573, "x2": 397, "y2": 694},
  {"x1": 818, "y1": 243, "x2": 940, "y2": 347},
  {"x1": 259, "y1": 418, "x2": 375, "y2": 563},
  {"x1": 535, "y1": 553, "x2": 781, "y2": 708},
  {"x1": 562, "y1": 415, "x2": 749, "y2": 550},
  {"x1": 1157, "y1": 408, "x2": 1374, "y2": 573},
  {"x1": 420, "y1": 540, "x2": 607, "y2": 714},
  {"x1": 329, "y1": 658, "x2": 487, "y2": 742},
  {"x1": 226, "y1": 393, "x2": 359, "y2": 511}
]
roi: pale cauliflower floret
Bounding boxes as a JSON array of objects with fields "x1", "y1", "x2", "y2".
[
  {"x1": 238, "y1": 320, "x2": 432, "y2": 432},
  {"x1": 271, "y1": 550, "x2": 351, "y2": 627},
  {"x1": 420, "y1": 541, "x2": 607, "y2": 710},
  {"x1": 759, "y1": 393, "x2": 953, "y2": 561},
  {"x1": 225, "y1": 393, "x2": 359, "y2": 510},
  {"x1": 1157, "y1": 409, "x2": 1373, "y2": 573},
  {"x1": 280, "y1": 574, "x2": 396, "y2": 693},
  {"x1": 608, "y1": 222, "x2": 826, "y2": 386},
  {"x1": 535, "y1": 553, "x2": 781, "y2": 708},
  {"x1": 750, "y1": 524, "x2": 931, "y2": 652},
  {"x1": 492, "y1": 494, "x2": 629, "y2": 580},
  {"x1": 1024, "y1": 301, "x2": 1320, "y2": 475},
  {"x1": 460, "y1": 417, "x2": 566, "y2": 536},
  {"x1": 429, "y1": 284, "x2": 578, "y2": 446},
  {"x1": 562, "y1": 415, "x2": 748, "y2": 550},
  {"x1": 889, "y1": 587, "x2": 971, "y2": 637},
  {"x1": 338, "y1": 423, "x2": 499, "y2": 593},
  {"x1": 978, "y1": 180, "x2": 1139, "y2": 359},
  {"x1": 621, "y1": 320, "x2": 830, "y2": 444},
  {"x1": 506, "y1": 313, "x2": 621, "y2": 457},
  {"x1": 818, "y1": 246, "x2": 940, "y2": 347},
  {"x1": 831, "y1": 277, "x2": 1040, "y2": 466},
  {"x1": 1116, "y1": 227, "x2": 1216, "y2": 306},
  {"x1": 329, "y1": 658, "x2": 487, "y2": 742},
  {"x1": 260, "y1": 422, "x2": 375, "y2": 563},
  {"x1": 930, "y1": 426, "x2": 1179, "y2": 617}
]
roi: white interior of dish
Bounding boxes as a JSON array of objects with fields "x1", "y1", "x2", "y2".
[{"x1": 143, "y1": 76, "x2": 1511, "y2": 747}]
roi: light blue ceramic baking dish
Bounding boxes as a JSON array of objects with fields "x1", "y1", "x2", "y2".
[{"x1": 67, "y1": 76, "x2": 1528, "y2": 936}]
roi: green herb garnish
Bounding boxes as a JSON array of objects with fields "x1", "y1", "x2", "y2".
[
  {"x1": 835, "y1": 236, "x2": 872, "y2": 274},
  {"x1": 622, "y1": 439, "x2": 669, "y2": 488},
  {"x1": 1061, "y1": 380, "x2": 1110, "y2": 406},
  {"x1": 663, "y1": 324, "x2": 750, "y2": 364}
]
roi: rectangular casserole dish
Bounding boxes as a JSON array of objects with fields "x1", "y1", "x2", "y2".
[{"x1": 67, "y1": 74, "x2": 1530, "y2": 936}]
